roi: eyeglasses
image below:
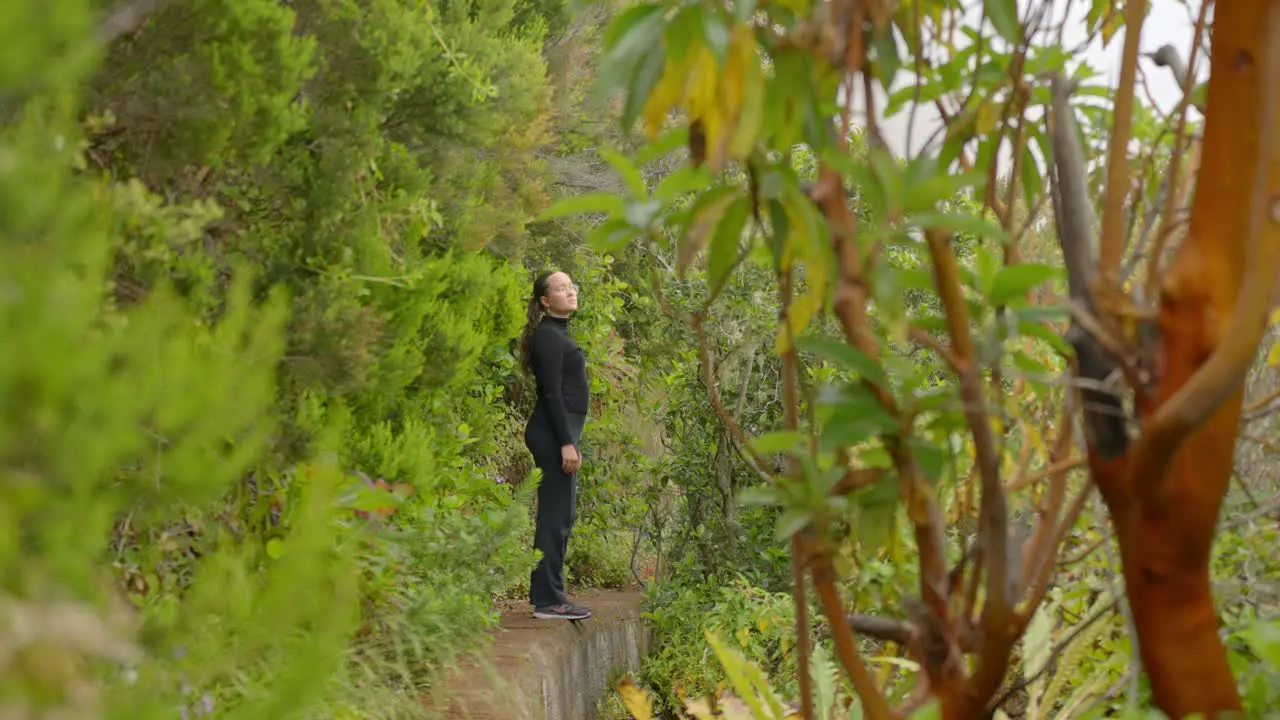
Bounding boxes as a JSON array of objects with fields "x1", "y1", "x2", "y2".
[{"x1": 549, "y1": 283, "x2": 579, "y2": 294}]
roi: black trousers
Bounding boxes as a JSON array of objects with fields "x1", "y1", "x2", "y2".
[{"x1": 526, "y1": 408, "x2": 587, "y2": 608}]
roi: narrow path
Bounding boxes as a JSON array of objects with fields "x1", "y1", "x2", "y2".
[{"x1": 426, "y1": 589, "x2": 648, "y2": 720}]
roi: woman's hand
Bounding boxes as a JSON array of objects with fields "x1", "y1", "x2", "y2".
[{"x1": 560, "y1": 444, "x2": 581, "y2": 474}]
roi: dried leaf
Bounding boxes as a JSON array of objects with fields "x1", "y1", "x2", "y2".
[{"x1": 616, "y1": 676, "x2": 653, "y2": 720}]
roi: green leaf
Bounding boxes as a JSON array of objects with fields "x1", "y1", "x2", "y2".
[
  {"x1": 635, "y1": 126, "x2": 690, "y2": 167},
  {"x1": 985, "y1": 0, "x2": 1022, "y2": 45},
  {"x1": 795, "y1": 334, "x2": 887, "y2": 386},
  {"x1": 988, "y1": 263, "x2": 1059, "y2": 305},
  {"x1": 588, "y1": 217, "x2": 639, "y2": 253},
  {"x1": 603, "y1": 3, "x2": 664, "y2": 52},
  {"x1": 750, "y1": 429, "x2": 804, "y2": 455},
  {"x1": 655, "y1": 164, "x2": 713, "y2": 200},
  {"x1": 664, "y1": 5, "x2": 704, "y2": 64},
  {"x1": 1240, "y1": 620, "x2": 1280, "y2": 669},
  {"x1": 906, "y1": 168, "x2": 987, "y2": 211},
  {"x1": 774, "y1": 508, "x2": 812, "y2": 541},
  {"x1": 1019, "y1": 142, "x2": 1044, "y2": 216},
  {"x1": 679, "y1": 186, "x2": 739, "y2": 272},
  {"x1": 265, "y1": 538, "x2": 285, "y2": 560},
  {"x1": 1009, "y1": 349, "x2": 1054, "y2": 377},
  {"x1": 600, "y1": 4, "x2": 667, "y2": 92},
  {"x1": 623, "y1": 43, "x2": 667, "y2": 132},
  {"x1": 1017, "y1": 319, "x2": 1073, "y2": 357},
  {"x1": 623, "y1": 198, "x2": 663, "y2": 228},
  {"x1": 871, "y1": 24, "x2": 902, "y2": 90},
  {"x1": 909, "y1": 439, "x2": 948, "y2": 482},
  {"x1": 973, "y1": 243, "x2": 1000, "y2": 297},
  {"x1": 701, "y1": 12, "x2": 731, "y2": 61},
  {"x1": 766, "y1": 198, "x2": 789, "y2": 267},
  {"x1": 739, "y1": 483, "x2": 786, "y2": 508},
  {"x1": 906, "y1": 210, "x2": 1008, "y2": 244},
  {"x1": 707, "y1": 194, "x2": 749, "y2": 290},
  {"x1": 820, "y1": 386, "x2": 900, "y2": 451},
  {"x1": 598, "y1": 147, "x2": 649, "y2": 199},
  {"x1": 907, "y1": 700, "x2": 943, "y2": 720},
  {"x1": 536, "y1": 193, "x2": 625, "y2": 221}
]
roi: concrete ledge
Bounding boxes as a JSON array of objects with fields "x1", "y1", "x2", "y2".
[{"x1": 429, "y1": 590, "x2": 648, "y2": 720}]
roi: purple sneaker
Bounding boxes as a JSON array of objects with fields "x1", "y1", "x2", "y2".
[{"x1": 533, "y1": 603, "x2": 592, "y2": 620}]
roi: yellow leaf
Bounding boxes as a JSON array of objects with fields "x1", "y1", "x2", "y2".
[
  {"x1": 728, "y1": 27, "x2": 765, "y2": 159},
  {"x1": 976, "y1": 99, "x2": 999, "y2": 135},
  {"x1": 641, "y1": 57, "x2": 689, "y2": 140},
  {"x1": 616, "y1": 676, "x2": 653, "y2": 720},
  {"x1": 685, "y1": 46, "x2": 727, "y2": 170},
  {"x1": 1100, "y1": 10, "x2": 1124, "y2": 46},
  {"x1": 718, "y1": 693, "x2": 756, "y2": 720},
  {"x1": 1267, "y1": 341, "x2": 1280, "y2": 367},
  {"x1": 1269, "y1": 307, "x2": 1280, "y2": 327},
  {"x1": 683, "y1": 697, "x2": 719, "y2": 720},
  {"x1": 718, "y1": 25, "x2": 750, "y2": 122},
  {"x1": 735, "y1": 624, "x2": 751, "y2": 648},
  {"x1": 776, "y1": 287, "x2": 821, "y2": 354}
]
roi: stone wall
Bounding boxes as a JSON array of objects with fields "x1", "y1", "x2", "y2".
[{"x1": 429, "y1": 590, "x2": 649, "y2": 720}]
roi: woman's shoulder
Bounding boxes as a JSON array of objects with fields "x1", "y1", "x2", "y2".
[{"x1": 531, "y1": 321, "x2": 566, "y2": 347}]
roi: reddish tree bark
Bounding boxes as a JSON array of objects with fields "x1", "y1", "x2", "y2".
[{"x1": 1094, "y1": 2, "x2": 1280, "y2": 716}]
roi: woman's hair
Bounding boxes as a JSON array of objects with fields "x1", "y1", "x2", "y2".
[{"x1": 519, "y1": 270, "x2": 557, "y2": 376}]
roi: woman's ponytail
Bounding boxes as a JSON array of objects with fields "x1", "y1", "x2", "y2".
[{"x1": 519, "y1": 271, "x2": 556, "y2": 376}]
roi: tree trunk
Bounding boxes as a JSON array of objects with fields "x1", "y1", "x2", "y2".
[{"x1": 1098, "y1": 2, "x2": 1280, "y2": 715}]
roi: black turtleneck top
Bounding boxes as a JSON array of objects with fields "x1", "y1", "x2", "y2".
[{"x1": 529, "y1": 315, "x2": 590, "y2": 446}]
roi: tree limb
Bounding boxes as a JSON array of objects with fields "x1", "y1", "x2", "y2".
[
  {"x1": 1097, "y1": 0, "x2": 1147, "y2": 276},
  {"x1": 923, "y1": 227, "x2": 1014, "y2": 706},
  {"x1": 1047, "y1": 73, "x2": 1132, "y2": 463}
]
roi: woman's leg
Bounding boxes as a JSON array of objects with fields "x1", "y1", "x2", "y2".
[{"x1": 527, "y1": 422, "x2": 574, "y2": 610}]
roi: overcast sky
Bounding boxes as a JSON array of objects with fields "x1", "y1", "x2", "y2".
[{"x1": 859, "y1": 0, "x2": 1209, "y2": 158}]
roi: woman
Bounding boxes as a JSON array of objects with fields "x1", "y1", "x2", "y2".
[{"x1": 518, "y1": 270, "x2": 592, "y2": 620}]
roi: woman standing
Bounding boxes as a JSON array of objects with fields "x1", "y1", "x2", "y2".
[{"x1": 519, "y1": 270, "x2": 592, "y2": 620}]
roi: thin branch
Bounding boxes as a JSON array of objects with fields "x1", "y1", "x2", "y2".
[
  {"x1": 810, "y1": 544, "x2": 896, "y2": 720},
  {"x1": 780, "y1": 266, "x2": 815, "y2": 720},
  {"x1": 845, "y1": 614, "x2": 918, "y2": 646},
  {"x1": 923, "y1": 228, "x2": 1012, "y2": 702},
  {"x1": 1022, "y1": 479, "x2": 1094, "y2": 616},
  {"x1": 692, "y1": 311, "x2": 776, "y2": 484},
  {"x1": 1144, "y1": 1, "x2": 1212, "y2": 301},
  {"x1": 909, "y1": 326, "x2": 962, "y2": 370},
  {"x1": 1018, "y1": 398, "x2": 1076, "y2": 603},
  {"x1": 1047, "y1": 73, "x2": 1131, "y2": 462},
  {"x1": 1095, "y1": 490, "x2": 1142, "y2": 708},
  {"x1": 1098, "y1": 0, "x2": 1145, "y2": 278},
  {"x1": 1006, "y1": 455, "x2": 1086, "y2": 492},
  {"x1": 1058, "y1": 535, "x2": 1104, "y2": 565}
]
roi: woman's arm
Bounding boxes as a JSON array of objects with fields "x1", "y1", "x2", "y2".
[{"x1": 530, "y1": 329, "x2": 574, "y2": 447}]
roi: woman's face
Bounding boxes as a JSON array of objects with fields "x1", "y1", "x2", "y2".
[{"x1": 541, "y1": 272, "x2": 579, "y2": 316}]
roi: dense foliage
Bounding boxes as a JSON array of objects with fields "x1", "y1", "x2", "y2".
[
  {"x1": 7, "y1": 0, "x2": 1280, "y2": 719},
  {"x1": 3, "y1": 0, "x2": 661, "y2": 716}
]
